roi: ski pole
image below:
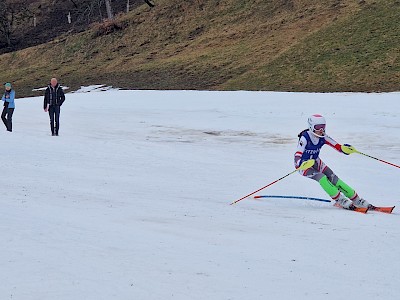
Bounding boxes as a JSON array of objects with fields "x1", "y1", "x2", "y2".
[
  {"x1": 357, "y1": 151, "x2": 400, "y2": 169},
  {"x1": 254, "y1": 195, "x2": 331, "y2": 203},
  {"x1": 230, "y1": 159, "x2": 315, "y2": 205},
  {"x1": 341, "y1": 145, "x2": 400, "y2": 169}
]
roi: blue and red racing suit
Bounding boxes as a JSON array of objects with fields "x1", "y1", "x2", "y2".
[{"x1": 294, "y1": 129, "x2": 346, "y2": 177}]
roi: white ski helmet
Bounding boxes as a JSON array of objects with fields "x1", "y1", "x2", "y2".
[{"x1": 308, "y1": 114, "x2": 326, "y2": 136}]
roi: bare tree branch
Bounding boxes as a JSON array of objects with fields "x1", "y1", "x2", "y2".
[
  {"x1": 0, "y1": 0, "x2": 32, "y2": 47},
  {"x1": 144, "y1": 0, "x2": 155, "y2": 8}
]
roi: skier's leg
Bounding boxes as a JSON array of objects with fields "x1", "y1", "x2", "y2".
[
  {"x1": 320, "y1": 165, "x2": 355, "y2": 198},
  {"x1": 309, "y1": 172, "x2": 338, "y2": 198},
  {"x1": 335, "y1": 178, "x2": 370, "y2": 207},
  {"x1": 316, "y1": 175, "x2": 353, "y2": 208},
  {"x1": 304, "y1": 159, "x2": 342, "y2": 200},
  {"x1": 305, "y1": 164, "x2": 353, "y2": 208},
  {"x1": 300, "y1": 158, "x2": 353, "y2": 208},
  {"x1": 334, "y1": 178, "x2": 356, "y2": 199},
  {"x1": 323, "y1": 166, "x2": 370, "y2": 208}
]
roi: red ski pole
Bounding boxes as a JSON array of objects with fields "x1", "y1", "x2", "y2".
[
  {"x1": 357, "y1": 151, "x2": 400, "y2": 169},
  {"x1": 341, "y1": 145, "x2": 400, "y2": 169},
  {"x1": 230, "y1": 159, "x2": 315, "y2": 205}
]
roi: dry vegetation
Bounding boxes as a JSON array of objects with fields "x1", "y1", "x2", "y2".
[{"x1": 1, "y1": 0, "x2": 400, "y2": 97}]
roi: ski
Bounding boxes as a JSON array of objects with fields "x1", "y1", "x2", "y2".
[
  {"x1": 333, "y1": 202, "x2": 369, "y2": 214},
  {"x1": 368, "y1": 206, "x2": 395, "y2": 214},
  {"x1": 349, "y1": 207, "x2": 369, "y2": 214}
]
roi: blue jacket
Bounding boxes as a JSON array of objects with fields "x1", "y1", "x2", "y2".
[
  {"x1": 2, "y1": 89, "x2": 15, "y2": 109},
  {"x1": 300, "y1": 130, "x2": 326, "y2": 161}
]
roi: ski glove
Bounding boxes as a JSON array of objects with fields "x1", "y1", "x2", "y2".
[
  {"x1": 341, "y1": 144, "x2": 357, "y2": 155},
  {"x1": 297, "y1": 159, "x2": 315, "y2": 170}
]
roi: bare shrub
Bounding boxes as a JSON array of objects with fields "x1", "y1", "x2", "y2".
[{"x1": 92, "y1": 18, "x2": 126, "y2": 37}]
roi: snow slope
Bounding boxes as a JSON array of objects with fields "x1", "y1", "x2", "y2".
[{"x1": 1, "y1": 90, "x2": 399, "y2": 300}]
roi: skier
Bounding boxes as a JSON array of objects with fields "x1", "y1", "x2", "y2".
[
  {"x1": 294, "y1": 114, "x2": 370, "y2": 210},
  {"x1": 1, "y1": 82, "x2": 15, "y2": 132},
  {"x1": 43, "y1": 78, "x2": 65, "y2": 136}
]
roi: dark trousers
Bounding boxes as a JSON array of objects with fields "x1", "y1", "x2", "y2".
[
  {"x1": 48, "y1": 105, "x2": 61, "y2": 135},
  {"x1": 1, "y1": 105, "x2": 14, "y2": 132}
]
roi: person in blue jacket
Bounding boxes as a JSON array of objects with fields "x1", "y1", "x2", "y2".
[{"x1": 1, "y1": 82, "x2": 15, "y2": 132}]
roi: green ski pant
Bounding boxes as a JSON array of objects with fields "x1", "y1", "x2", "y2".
[{"x1": 319, "y1": 176, "x2": 356, "y2": 199}]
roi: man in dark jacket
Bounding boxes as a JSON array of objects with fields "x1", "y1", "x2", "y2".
[{"x1": 43, "y1": 78, "x2": 65, "y2": 136}]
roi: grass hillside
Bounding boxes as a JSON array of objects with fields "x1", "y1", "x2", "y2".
[
  {"x1": 1, "y1": 0, "x2": 400, "y2": 97},
  {"x1": 2, "y1": 0, "x2": 147, "y2": 53}
]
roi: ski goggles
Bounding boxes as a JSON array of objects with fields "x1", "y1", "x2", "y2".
[{"x1": 314, "y1": 124, "x2": 326, "y2": 131}]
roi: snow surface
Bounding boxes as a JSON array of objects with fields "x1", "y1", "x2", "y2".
[{"x1": 1, "y1": 89, "x2": 399, "y2": 300}]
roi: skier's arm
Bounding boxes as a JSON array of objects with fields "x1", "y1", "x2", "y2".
[
  {"x1": 294, "y1": 136, "x2": 307, "y2": 167},
  {"x1": 325, "y1": 135, "x2": 355, "y2": 155}
]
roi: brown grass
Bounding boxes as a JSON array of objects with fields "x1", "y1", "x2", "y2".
[{"x1": 1, "y1": 0, "x2": 399, "y2": 97}]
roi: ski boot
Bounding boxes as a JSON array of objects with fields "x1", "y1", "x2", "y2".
[
  {"x1": 352, "y1": 197, "x2": 371, "y2": 209},
  {"x1": 335, "y1": 194, "x2": 356, "y2": 210}
]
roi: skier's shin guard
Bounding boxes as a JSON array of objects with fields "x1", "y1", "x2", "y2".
[
  {"x1": 335, "y1": 178, "x2": 356, "y2": 199},
  {"x1": 319, "y1": 175, "x2": 340, "y2": 198}
]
